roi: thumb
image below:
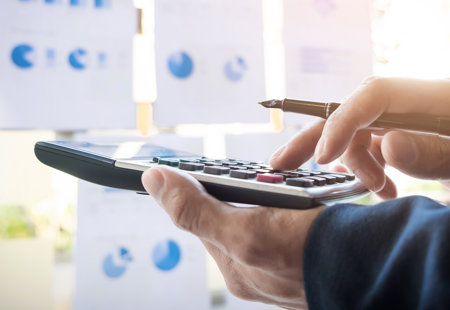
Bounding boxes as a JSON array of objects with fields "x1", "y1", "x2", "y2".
[
  {"x1": 381, "y1": 131, "x2": 450, "y2": 180},
  {"x1": 141, "y1": 165, "x2": 226, "y2": 239}
]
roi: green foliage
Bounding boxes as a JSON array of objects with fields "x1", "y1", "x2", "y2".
[
  {"x1": 0, "y1": 203, "x2": 75, "y2": 257},
  {"x1": 0, "y1": 205, "x2": 36, "y2": 239}
]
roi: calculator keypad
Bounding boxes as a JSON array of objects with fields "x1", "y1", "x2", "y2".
[{"x1": 156, "y1": 157, "x2": 355, "y2": 188}]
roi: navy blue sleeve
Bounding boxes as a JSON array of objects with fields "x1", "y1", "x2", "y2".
[{"x1": 303, "y1": 196, "x2": 450, "y2": 310}]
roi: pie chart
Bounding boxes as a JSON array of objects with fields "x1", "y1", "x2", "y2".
[
  {"x1": 102, "y1": 246, "x2": 133, "y2": 279},
  {"x1": 167, "y1": 51, "x2": 193, "y2": 79},
  {"x1": 152, "y1": 239, "x2": 181, "y2": 271},
  {"x1": 224, "y1": 56, "x2": 247, "y2": 81},
  {"x1": 11, "y1": 44, "x2": 34, "y2": 69},
  {"x1": 69, "y1": 48, "x2": 88, "y2": 70}
]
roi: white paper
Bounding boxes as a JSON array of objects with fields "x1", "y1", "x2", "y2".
[
  {"x1": 0, "y1": 0, "x2": 136, "y2": 130},
  {"x1": 283, "y1": 0, "x2": 373, "y2": 126},
  {"x1": 73, "y1": 132, "x2": 208, "y2": 309},
  {"x1": 75, "y1": 182, "x2": 209, "y2": 310},
  {"x1": 153, "y1": 0, "x2": 268, "y2": 125}
]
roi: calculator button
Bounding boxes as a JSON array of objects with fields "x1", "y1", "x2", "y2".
[
  {"x1": 338, "y1": 173, "x2": 355, "y2": 181},
  {"x1": 221, "y1": 161, "x2": 237, "y2": 166},
  {"x1": 286, "y1": 178, "x2": 315, "y2": 187},
  {"x1": 230, "y1": 170, "x2": 257, "y2": 179},
  {"x1": 304, "y1": 176, "x2": 327, "y2": 186},
  {"x1": 158, "y1": 158, "x2": 179, "y2": 167},
  {"x1": 242, "y1": 165, "x2": 261, "y2": 169},
  {"x1": 204, "y1": 166, "x2": 230, "y2": 175},
  {"x1": 256, "y1": 173, "x2": 284, "y2": 183},
  {"x1": 274, "y1": 172, "x2": 298, "y2": 180},
  {"x1": 203, "y1": 161, "x2": 219, "y2": 166},
  {"x1": 179, "y1": 162, "x2": 204, "y2": 171},
  {"x1": 329, "y1": 174, "x2": 346, "y2": 183},
  {"x1": 296, "y1": 172, "x2": 312, "y2": 177},
  {"x1": 152, "y1": 156, "x2": 160, "y2": 163},
  {"x1": 229, "y1": 165, "x2": 248, "y2": 170},
  {"x1": 303, "y1": 170, "x2": 323, "y2": 176},
  {"x1": 319, "y1": 175, "x2": 337, "y2": 184},
  {"x1": 235, "y1": 161, "x2": 250, "y2": 165},
  {"x1": 179, "y1": 158, "x2": 200, "y2": 163},
  {"x1": 255, "y1": 169, "x2": 272, "y2": 174}
]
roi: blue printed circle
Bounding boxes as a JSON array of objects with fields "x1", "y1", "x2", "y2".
[
  {"x1": 68, "y1": 48, "x2": 88, "y2": 70},
  {"x1": 11, "y1": 44, "x2": 34, "y2": 69},
  {"x1": 224, "y1": 56, "x2": 247, "y2": 81},
  {"x1": 152, "y1": 239, "x2": 181, "y2": 271},
  {"x1": 167, "y1": 51, "x2": 193, "y2": 79},
  {"x1": 102, "y1": 246, "x2": 133, "y2": 279}
]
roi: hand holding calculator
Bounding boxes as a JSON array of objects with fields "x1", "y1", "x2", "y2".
[{"x1": 34, "y1": 141, "x2": 369, "y2": 209}]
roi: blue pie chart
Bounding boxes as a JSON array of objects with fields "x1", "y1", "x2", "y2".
[
  {"x1": 102, "y1": 247, "x2": 133, "y2": 279},
  {"x1": 152, "y1": 239, "x2": 181, "y2": 271},
  {"x1": 167, "y1": 51, "x2": 193, "y2": 79},
  {"x1": 224, "y1": 56, "x2": 247, "y2": 81},
  {"x1": 11, "y1": 44, "x2": 34, "y2": 69},
  {"x1": 69, "y1": 48, "x2": 87, "y2": 70}
]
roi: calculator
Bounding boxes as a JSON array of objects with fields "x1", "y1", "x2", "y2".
[{"x1": 34, "y1": 141, "x2": 369, "y2": 209}]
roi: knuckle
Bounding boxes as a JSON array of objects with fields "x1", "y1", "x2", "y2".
[
  {"x1": 361, "y1": 75, "x2": 380, "y2": 86},
  {"x1": 361, "y1": 76, "x2": 388, "y2": 99}
]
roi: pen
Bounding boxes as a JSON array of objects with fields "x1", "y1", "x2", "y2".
[{"x1": 258, "y1": 98, "x2": 450, "y2": 137}]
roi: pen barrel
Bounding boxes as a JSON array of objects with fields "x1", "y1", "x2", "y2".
[
  {"x1": 370, "y1": 113, "x2": 442, "y2": 135},
  {"x1": 282, "y1": 99, "x2": 328, "y2": 118}
]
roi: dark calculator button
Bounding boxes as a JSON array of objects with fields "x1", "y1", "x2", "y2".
[
  {"x1": 230, "y1": 170, "x2": 257, "y2": 179},
  {"x1": 179, "y1": 162, "x2": 204, "y2": 171},
  {"x1": 340, "y1": 173, "x2": 355, "y2": 181},
  {"x1": 229, "y1": 165, "x2": 247, "y2": 170},
  {"x1": 179, "y1": 158, "x2": 200, "y2": 163},
  {"x1": 256, "y1": 173, "x2": 284, "y2": 183},
  {"x1": 242, "y1": 165, "x2": 261, "y2": 169},
  {"x1": 329, "y1": 174, "x2": 346, "y2": 183},
  {"x1": 221, "y1": 161, "x2": 237, "y2": 166},
  {"x1": 258, "y1": 164, "x2": 272, "y2": 169},
  {"x1": 152, "y1": 156, "x2": 160, "y2": 163},
  {"x1": 319, "y1": 175, "x2": 337, "y2": 184},
  {"x1": 304, "y1": 176, "x2": 327, "y2": 186},
  {"x1": 304, "y1": 170, "x2": 323, "y2": 176},
  {"x1": 255, "y1": 168, "x2": 272, "y2": 174},
  {"x1": 158, "y1": 158, "x2": 179, "y2": 167},
  {"x1": 203, "y1": 161, "x2": 219, "y2": 166},
  {"x1": 204, "y1": 166, "x2": 230, "y2": 175},
  {"x1": 274, "y1": 172, "x2": 298, "y2": 180},
  {"x1": 234, "y1": 160, "x2": 251, "y2": 165},
  {"x1": 296, "y1": 171, "x2": 312, "y2": 177},
  {"x1": 286, "y1": 177, "x2": 315, "y2": 187}
]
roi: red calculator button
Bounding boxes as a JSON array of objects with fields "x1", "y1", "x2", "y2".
[{"x1": 256, "y1": 173, "x2": 284, "y2": 183}]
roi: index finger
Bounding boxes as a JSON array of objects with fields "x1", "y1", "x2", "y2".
[{"x1": 315, "y1": 77, "x2": 450, "y2": 164}]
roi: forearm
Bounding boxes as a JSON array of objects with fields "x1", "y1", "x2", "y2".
[{"x1": 303, "y1": 196, "x2": 450, "y2": 310}]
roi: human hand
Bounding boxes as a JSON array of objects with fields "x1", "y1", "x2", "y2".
[
  {"x1": 142, "y1": 166, "x2": 324, "y2": 310},
  {"x1": 270, "y1": 77, "x2": 450, "y2": 199}
]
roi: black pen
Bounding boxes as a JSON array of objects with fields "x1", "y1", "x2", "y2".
[{"x1": 259, "y1": 98, "x2": 450, "y2": 137}]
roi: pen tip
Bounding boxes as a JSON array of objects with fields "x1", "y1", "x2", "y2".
[{"x1": 258, "y1": 99, "x2": 282, "y2": 108}]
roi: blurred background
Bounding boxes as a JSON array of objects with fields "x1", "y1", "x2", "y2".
[{"x1": 1, "y1": 0, "x2": 449, "y2": 309}]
